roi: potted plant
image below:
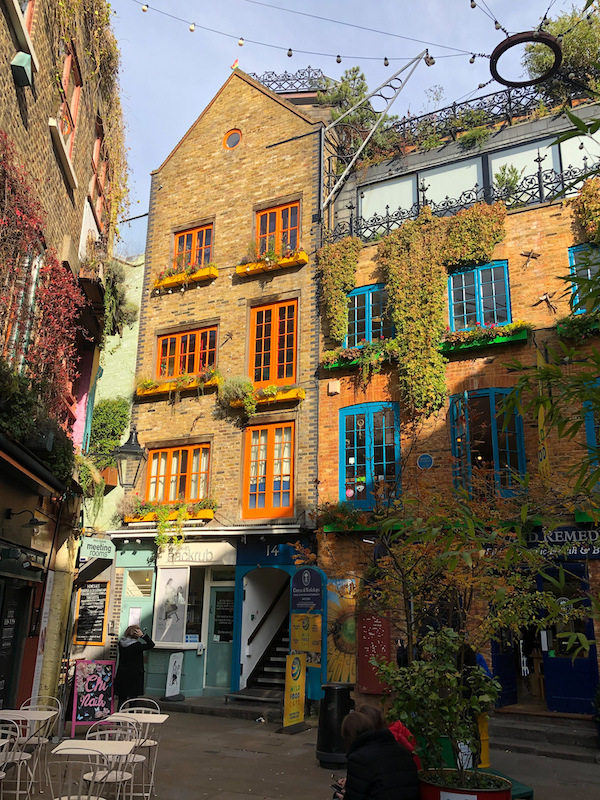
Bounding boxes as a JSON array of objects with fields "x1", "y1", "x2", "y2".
[{"x1": 377, "y1": 627, "x2": 511, "y2": 800}]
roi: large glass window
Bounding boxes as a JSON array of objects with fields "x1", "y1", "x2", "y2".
[
  {"x1": 450, "y1": 389, "x2": 525, "y2": 495},
  {"x1": 569, "y1": 245, "x2": 600, "y2": 314},
  {"x1": 250, "y1": 300, "x2": 297, "y2": 387},
  {"x1": 256, "y1": 202, "x2": 299, "y2": 256},
  {"x1": 448, "y1": 261, "x2": 510, "y2": 331},
  {"x1": 339, "y1": 403, "x2": 401, "y2": 509},
  {"x1": 243, "y1": 422, "x2": 294, "y2": 519},
  {"x1": 174, "y1": 224, "x2": 213, "y2": 271},
  {"x1": 146, "y1": 444, "x2": 210, "y2": 504},
  {"x1": 346, "y1": 284, "x2": 393, "y2": 347},
  {"x1": 157, "y1": 327, "x2": 217, "y2": 379}
]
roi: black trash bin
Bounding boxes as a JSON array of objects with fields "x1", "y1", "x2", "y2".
[{"x1": 316, "y1": 682, "x2": 354, "y2": 769}]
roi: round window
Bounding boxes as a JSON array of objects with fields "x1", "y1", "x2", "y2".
[{"x1": 224, "y1": 129, "x2": 242, "y2": 149}]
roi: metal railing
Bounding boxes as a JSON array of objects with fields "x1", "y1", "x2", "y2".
[{"x1": 248, "y1": 66, "x2": 328, "y2": 93}]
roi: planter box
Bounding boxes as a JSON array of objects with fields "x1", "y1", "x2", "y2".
[
  {"x1": 136, "y1": 377, "x2": 218, "y2": 398},
  {"x1": 440, "y1": 329, "x2": 528, "y2": 353},
  {"x1": 419, "y1": 771, "x2": 511, "y2": 800},
  {"x1": 229, "y1": 387, "x2": 305, "y2": 408},
  {"x1": 100, "y1": 466, "x2": 118, "y2": 494},
  {"x1": 124, "y1": 509, "x2": 215, "y2": 523},
  {"x1": 235, "y1": 251, "x2": 308, "y2": 276},
  {"x1": 154, "y1": 265, "x2": 218, "y2": 290}
]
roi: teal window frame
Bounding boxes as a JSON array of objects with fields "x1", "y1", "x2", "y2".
[
  {"x1": 448, "y1": 260, "x2": 511, "y2": 332},
  {"x1": 584, "y1": 380, "x2": 600, "y2": 474},
  {"x1": 339, "y1": 402, "x2": 401, "y2": 510},
  {"x1": 346, "y1": 284, "x2": 393, "y2": 347},
  {"x1": 449, "y1": 388, "x2": 525, "y2": 496},
  {"x1": 569, "y1": 244, "x2": 599, "y2": 314}
]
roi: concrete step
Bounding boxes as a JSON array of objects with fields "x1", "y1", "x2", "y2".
[
  {"x1": 490, "y1": 716, "x2": 597, "y2": 749},
  {"x1": 159, "y1": 695, "x2": 282, "y2": 721},
  {"x1": 490, "y1": 737, "x2": 600, "y2": 764},
  {"x1": 263, "y1": 665, "x2": 285, "y2": 674}
]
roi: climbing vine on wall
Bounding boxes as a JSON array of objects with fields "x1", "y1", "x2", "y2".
[
  {"x1": 570, "y1": 177, "x2": 600, "y2": 245},
  {"x1": 317, "y1": 237, "x2": 363, "y2": 343},
  {"x1": 378, "y1": 203, "x2": 506, "y2": 417}
]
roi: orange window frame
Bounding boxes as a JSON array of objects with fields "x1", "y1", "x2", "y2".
[
  {"x1": 146, "y1": 444, "x2": 211, "y2": 504},
  {"x1": 250, "y1": 300, "x2": 297, "y2": 388},
  {"x1": 256, "y1": 201, "x2": 300, "y2": 257},
  {"x1": 20, "y1": 0, "x2": 35, "y2": 31},
  {"x1": 90, "y1": 125, "x2": 109, "y2": 230},
  {"x1": 59, "y1": 48, "x2": 82, "y2": 158},
  {"x1": 174, "y1": 224, "x2": 213, "y2": 271},
  {"x1": 156, "y1": 326, "x2": 217, "y2": 379},
  {"x1": 243, "y1": 422, "x2": 294, "y2": 519}
]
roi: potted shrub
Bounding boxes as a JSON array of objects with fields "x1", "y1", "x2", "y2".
[{"x1": 377, "y1": 627, "x2": 511, "y2": 800}]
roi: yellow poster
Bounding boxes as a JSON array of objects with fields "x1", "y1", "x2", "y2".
[
  {"x1": 283, "y1": 653, "x2": 306, "y2": 728},
  {"x1": 291, "y1": 613, "x2": 322, "y2": 652}
]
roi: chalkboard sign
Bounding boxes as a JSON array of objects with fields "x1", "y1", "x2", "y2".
[
  {"x1": 74, "y1": 582, "x2": 109, "y2": 645},
  {"x1": 213, "y1": 590, "x2": 234, "y2": 643},
  {"x1": 71, "y1": 660, "x2": 115, "y2": 734},
  {"x1": 357, "y1": 613, "x2": 391, "y2": 694}
]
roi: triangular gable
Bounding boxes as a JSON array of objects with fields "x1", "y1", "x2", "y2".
[{"x1": 153, "y1": 70, "x2": 320, "y2": 175}]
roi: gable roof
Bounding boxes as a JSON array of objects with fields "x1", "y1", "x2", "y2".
[{"x1": 153, "y1": 69, "x2": 321, "y2": 174}]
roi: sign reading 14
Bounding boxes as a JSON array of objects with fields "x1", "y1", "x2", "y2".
[{"x1": 266, "y1": 544, "x2": 280, "y2": 557}]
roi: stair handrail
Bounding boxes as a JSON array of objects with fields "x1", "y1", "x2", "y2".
[{"x1": 248, "y1": 581, "x2": 289, "y2": 645}]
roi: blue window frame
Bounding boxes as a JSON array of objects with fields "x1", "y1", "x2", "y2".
[
  {"x1": 346, "y1": 284, "x2": 393, "y2": 347},
  {"x1": 339, "y1": 402, "x2": 401, "y2": 509},
  {"x1": 449, "y1": 388, "x2": 525, "y2": 496},
  {"x1": 448, "y1": 261, "x2": 511, "y2": 331},
  {"x1": 569, "y1": 244, "x2": 600, "y2": 314},
  {"x1": 584, "y1": 380, "x2": 600, "y2": 472}
]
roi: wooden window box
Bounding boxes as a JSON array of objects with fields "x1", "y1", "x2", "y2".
[
  {"x1": 235, "y1": 250, "x2": 308, "y2": 276},
  {"x1": 230, "y1": 386, "x2": 305, "y2": 408},
  {"x1": 154, "y1": 265, "x2": 218, "y2": 291},
  {"x1": 440, "y1": 328, "x2": 528, "y2": 353},
  {"x1": 136, "y1": 376, "x2": 218, "y2": 398},
  {"x1": 124, "y1": 509, "x2": 215, "y2": 523}
]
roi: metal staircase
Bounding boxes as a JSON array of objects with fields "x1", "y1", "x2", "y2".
[{"x1": 225, "y1": 619, "x2": 289, "y2": 705}]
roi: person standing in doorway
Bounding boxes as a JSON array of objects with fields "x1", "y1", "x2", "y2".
[{"x1": 115, "y1": 625, "x2": 155, "y2": 708}]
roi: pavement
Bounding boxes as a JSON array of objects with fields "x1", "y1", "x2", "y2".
[{"x1": 149, "y1": 711, "x2": 600, "y2": 800}]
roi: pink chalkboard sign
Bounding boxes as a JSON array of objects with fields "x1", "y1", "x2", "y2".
[
  {"x1": 71, "y1": 660, "x2": 115, "y2": 735},
  {"x1": 357, "y1": 613, "x2": 391, "y2": 694}
]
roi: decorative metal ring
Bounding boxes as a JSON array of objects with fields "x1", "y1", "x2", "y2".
[{"x1": 490, "y1": 30, "x2": 562, "y2": 88}]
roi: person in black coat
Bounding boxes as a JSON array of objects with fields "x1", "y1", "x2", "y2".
[
  {"x1": 335, "y1": 708, "x2": 419, "y2": 800},
  {"x1": 114, "y1": 625, "x2": 155, "y2": 708}
]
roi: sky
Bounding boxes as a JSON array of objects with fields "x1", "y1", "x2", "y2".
[{"x1": 111, "y1": 0, "x2": 578, "y2": 256}]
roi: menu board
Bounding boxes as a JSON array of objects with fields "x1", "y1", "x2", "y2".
[
  {"x1": 71, "y1": 660, "x2": 115, "y2": 734},
  {"x1": 357, "y1": 612, "x2": 391, "y2": 694},
  {"x1": 213, "y1": 590, "x2": 234, "y2": 643},
  {"x1": 74, "y1": 582, "x2": 109, "y2": 645}
]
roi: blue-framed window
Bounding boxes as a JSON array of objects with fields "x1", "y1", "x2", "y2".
[
  {"x1": 584, "y1": 380, "x2": 600, "y2": 472},
  {"x1": 339, "y1": 402, "x2": 401, "y2": 509},
  {"x1": 449, "y1": 388, "x2": 525, "y2": 495},
  {"x1": 569, "y1": 244, "x2": 600, "y2": 314},
  {"x1": 448, "y1": 261, "x2": 511, "y2": 331},
  {"x1": 346, "y1": 284, "x2": 393, "y2": 347}
]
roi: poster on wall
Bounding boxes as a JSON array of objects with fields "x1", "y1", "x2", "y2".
[
  {"x1": 357, "y1": 613, "x2": 391, "y2": 694},
  {"x1": 283, "y1": 653, "x2": 306, "y2": 728},
  {"x1": 153, "y1": 568, "x2": 189, "y2": 645},
  {"x1": 327, "y1": 579, "x2": 357, "y2": 684},
  {"x1": 290, "y1": 613, "x2": 322, "y2": 667},
  {"x1": 71, "y1": 660, "x2": 115, "y2": 735}
]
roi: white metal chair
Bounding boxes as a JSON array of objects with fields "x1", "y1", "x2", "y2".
[
  {"x1": 19, "y1": 696, "x2": 61, "y2": 792},
  {"x1": 47, "y1": 751, "x2": 110, "y2": 800},
  {"x1": 0, "y1": 718, "x2": 33, "y2": 800},
  {"x1": 117, "y1": 700, "x2": 159, "y2": 714},
  {"x1": 85, "y1": 721, "x2": 139, "y2": 800},
  {"x1": 116, "y1": 701, "x2": 161, "y2": 797}
]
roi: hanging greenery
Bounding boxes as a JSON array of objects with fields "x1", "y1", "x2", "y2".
[
  {"x1": 317, "y1": 237, "x2": 363, "y2": 343},
  {"x1": 570, "y1": 178, "x2": 600, "y2": 245}
]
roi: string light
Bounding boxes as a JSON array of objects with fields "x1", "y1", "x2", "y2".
[
  {"x1": 470, "y1": 54, "x2": 476, "y2": 64},
  {"x1": 189, "y1": 22, "x2": 195, "y2": 32},
  {"x1": 336, "y1": 54, "x2": 341, "y2": 64},
  {"x1": 141, "y1": 3, "x2": 147, "y2": 9},
  {"x1": 238, "y1": 37, "x2": 244, "y2": 46},
  {"x1": 470, "y1": 0, "x2": 476, "y2": 7},
  {"x1": 494, "y1": 20, "x2": 501, "y2": 29},
  {"x1": 287, "y1": 48, "x2": 292, "y2": 57},
  {"x1": 384, "y1": 57, "x2": 389, "y2": 67}
]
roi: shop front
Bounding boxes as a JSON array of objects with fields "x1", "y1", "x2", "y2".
[
  {"x1": 146, "y1": 539, "x2": 236, "y2": 698},
  {"x1": 493, "y1": 524, "x2": 600, "y2": 715}
]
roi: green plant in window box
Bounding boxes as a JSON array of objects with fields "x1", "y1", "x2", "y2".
[
  {"x1": 218, "y1": 375, "x2": 257, "y2": 415},
  {"x1": 154, "y1": 505, "x2": 187, "y2": 548},
  {"x1": 458, "y1": 126, "x2": 491, "y2": 151},
  {"x1": 555, "y1": 313, "x2": 599, "y2": 342},
  {"x1": 442, "y1": 320, "x2": 533, "y2": 347}
]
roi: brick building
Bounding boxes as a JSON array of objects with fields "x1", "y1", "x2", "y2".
[{"x1": 0, "y1": 0, "x2": 125, "y2": 710}]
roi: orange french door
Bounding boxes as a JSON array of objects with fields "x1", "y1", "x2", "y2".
[
  {"x1": 250, "y1": 300, "x2": 297, "y2": 387},
  {"x1": 243, "y1": 422, "x2": 294, "y2": 519},
  {"x1": 256, "y1": 202, "x2": 299, "y2": 256}
]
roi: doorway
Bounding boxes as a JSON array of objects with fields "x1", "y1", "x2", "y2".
[{"x1": 205, "y1": 587, "x2": 234, "y2": 688}]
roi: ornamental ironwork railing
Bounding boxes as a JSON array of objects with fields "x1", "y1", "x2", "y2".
[
  {"x1": 322, "y1": 157, "x2": 600, "y2": 244},
  {"x1": 248, "y1": 67, "x2": 328, "y2": 93}
]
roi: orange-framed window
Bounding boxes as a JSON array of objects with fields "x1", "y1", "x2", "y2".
[
  {"x1": 89, "y1": 120, "x2": 109, "y2": 230},
  {"x1": 59, "y1": 46, "x2": 82, "y2": 158},
  {"x1": 243, "y1": 422, "x2": 294, "y2": 519},
  {"x1": 256, "y1": 201, "x2": 299, "y2": 257},
  {"x1": 157, "y1": 326, "x2": 217, "y2": 379},
  {"x1": 174, "y1": 225, "x2": 213, "y2": 271},
  {"x1": 250, "y1": 300, "x2": 297, "y2": 388},
  {"x1": 19, "y1": 0, "x2": 35, "y2": 31},
  {"x1": 146, "y1": 444, "x2": 211, "y2": 504}
]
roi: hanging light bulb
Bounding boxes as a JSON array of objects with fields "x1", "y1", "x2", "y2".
[
  {"x1": 238, "y1": 37, "x2": 244, "y2": 46},
  {"x1": 494, "y1": 20, "x2": 501, "y2": 29},
  {"x1": 470, "y1": 54, "x2": 475, "y2": 64},
  {"x1": 470, "y1": 0, "x2": 476, "y2": 7},
  {"x1": 383, "y1": 57, "x2": 389, "y2": 67},
  {"x1": 287, "y1": 48, "x2": 293, "y2": 57},
  {"x1": 336, "y1": 54, "x2": 342, "y2": 64},
  {"x1": 189, "y1": 22, "x2": 195, "y2": 32},
  {"x1": 141, "y1": 3, "x2": 148, "y2": 10},
  {"x1": 424, "y1": 51, "x2": 435, "y2": 66}
]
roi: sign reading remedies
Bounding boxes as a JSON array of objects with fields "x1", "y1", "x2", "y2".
[
  {"x1": 71, "y1": 660, "x2": 115, "y2": 734},
  {"x1": 527, "y1": 526, "x2": 600, "y2": 559},
  {"x1": 291, "y1": 568, "x2": 323, "y2": 611},
  {"x1": 157, "y1": 541, "x2": 236, "y2": 567},
  {"x1": 73, "y1": 582, "x2": 109, "y2": 645}
]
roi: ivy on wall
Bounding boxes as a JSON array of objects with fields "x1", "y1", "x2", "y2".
[
  {"x1": 570, "y1": 177, "x2": 600, "y2": 245},
  {"x1": 317, "y1": 237, "x2": 363, "y2": 343}
]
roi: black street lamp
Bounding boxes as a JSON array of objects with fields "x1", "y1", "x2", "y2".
[{"x1": 112, "y1": 425, "x2": 147, "y2": 489}]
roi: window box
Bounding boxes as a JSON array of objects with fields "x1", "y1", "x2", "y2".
[
  {"x1": 440, "y1": 328, "x2": 528, "y2": 352},
  {"x1": 154, "y1": 265, "x2": 218, "y2": 291},
  {"x1": 230, "y1": 386, "x2": 305, "y2": 408},
  {"x1": 136, "y1": 376, "x2": 218, "y2": 398},
  {"x1": 236, "y1": 250, "x2": 308, "y2": 276},
  {"x1": 124, "y1": 509, "x2": 215, "y2": 523}
]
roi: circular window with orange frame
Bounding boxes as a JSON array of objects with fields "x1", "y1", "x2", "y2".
[{"x1": 223, "y1": 129, "x2": 242, "y2": 150}]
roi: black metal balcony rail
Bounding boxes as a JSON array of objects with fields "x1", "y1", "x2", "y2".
[
  {"x1": 248, "y1": 66, "x2": 328, "y2": 93},
  {"x1": 322, "y1": 157, "x2": 600, "y2": 244}
]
